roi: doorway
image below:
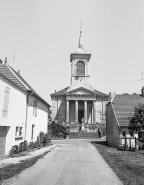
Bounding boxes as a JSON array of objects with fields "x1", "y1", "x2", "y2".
[
  {"x1": 0, "y1": 126, "x2": 7, "y2": 156},
  {"x1": 78, "y1": 110, "x2": 84, "y2": 123}
]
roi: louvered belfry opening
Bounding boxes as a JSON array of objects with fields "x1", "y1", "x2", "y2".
[{"x1": 76, "y1": 61, "x2": 85, "y2": 76}]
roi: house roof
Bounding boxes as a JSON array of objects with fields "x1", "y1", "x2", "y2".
[
  {"x1": 0, "y1": 63, "x2": 50, "y2": 107},
  {"x1": 112, "y1": 94, "x2": 144, "y2": 126}
]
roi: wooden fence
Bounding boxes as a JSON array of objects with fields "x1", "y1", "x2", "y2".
[{"x1": 118, "y1": 136, "x2": 144, "y2": 150}]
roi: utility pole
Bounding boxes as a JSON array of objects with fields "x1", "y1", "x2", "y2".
[{"x1": 137, "y1": 72, "x2": 144, "y2": 87}]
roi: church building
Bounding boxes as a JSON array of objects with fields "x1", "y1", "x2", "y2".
[{"x1": 51, "y1": 31, "x2": 109, "y2": 132}]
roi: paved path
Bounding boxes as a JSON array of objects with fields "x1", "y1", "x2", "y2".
[{"x1": 2, "y1": 139, "x2": 123, "y2": 185}]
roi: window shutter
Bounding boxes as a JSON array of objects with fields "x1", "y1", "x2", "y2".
[
  {"x1": 34, "y1": 99, "x2": 37, "y2": 108},
  {"x1": 33, "y1": 99, "x2": 37, "y2": 116},
  {"x1": 3, "y1": 87, "x2": 10, "y2": 117},
  {"x1": 35, "y1": 100, "x2": 37, "y2": 107}
]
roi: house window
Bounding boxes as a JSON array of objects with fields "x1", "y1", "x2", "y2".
[
  {"x1": 31, "y1": 125, "x2": 35, "y2": 140},
  {"x1": 76, "y1": 61, "x2": 85, "y2": 76},
  {"x1": 15, "y1": 127, "x2": 23, "y2": 137},
  {"x1": 122, "y1": 131, "x2": 126, "y2": 137},
  {"x1": 3, "y1": 86, "x2": 10, "y2": 117},
  {"x1": 130, "y1": 131, "x2": 134, "y2": 137},
  {"x1": 33, "y1": 99, "x2": 37, "y2": 117}
]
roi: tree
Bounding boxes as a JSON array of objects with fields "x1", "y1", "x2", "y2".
[{"x1": 128, "y1": 103, "x2": 144, "y2": 132}]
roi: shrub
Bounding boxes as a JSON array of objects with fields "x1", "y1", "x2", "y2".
[
  {"x1": 19, "y1": 141, "x2": 28, "y2": 153},
  {"x1": 9, "y1": 132, "x2": 51, "y2": 156},
  {"x1": 33, "y1": 140, "x2": 41, "y2": 149},
  {"x1": 28, "y1": 142, "x2": 35, "y2": 150},
  {"x1": 9, "y1": 145, "x2": 19, "y2": 155},
  {"x1": 38, "y1": 132, "x2": 51, "y2": 146},
  {"x1": 48, "y1": 121, "x2": 67, "y2": 138}
]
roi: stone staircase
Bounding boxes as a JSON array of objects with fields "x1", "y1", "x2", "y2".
[{"x1": 69, "y1": 132, "x2": 98, "y2": 139}]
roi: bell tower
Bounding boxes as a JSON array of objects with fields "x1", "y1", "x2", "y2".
[{"x1": 70, "y1": 30, "x2": 91, "y2": 89}]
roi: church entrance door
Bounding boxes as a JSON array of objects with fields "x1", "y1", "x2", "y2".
[{"x1": 78, "y1": 110, "x2": 84, "y2": 123}]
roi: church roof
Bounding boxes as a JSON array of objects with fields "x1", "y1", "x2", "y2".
[
  {"x1": 50, "y1": 87, "x2": 69, "y2": 97},
  {"x1": 0, "y1": 63, "x2": 50, "y2": 107},
  {"x1": 112, "y1": 94, "x2": 144, "y2": 126},
  {"x1": 94, "y1": 89, "x2": 108, "y2": 96},
  {"x1": 50, "y1": 86, "x2": 108, "y2": 97}
]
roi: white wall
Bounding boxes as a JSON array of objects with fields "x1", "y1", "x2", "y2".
[
  {"x1": 26, "y1": 95, "x2": 48, "y2": 143},
  {"x1": 0, "y1": 76, "x2": 26, "y2": 155},
  {"x1": 0, "y1": 76, "x2": 49, "y2": 156},
  {"x1": 106, "y1": 103, "x2": 120, "y2": 147}
]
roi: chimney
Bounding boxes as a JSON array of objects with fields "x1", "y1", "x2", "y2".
[
  {"x1": 0, "y1": 59, "x2": 2, "y2": 65},
  {"x1": 55, "y1": 90, "x2": 56, "y2": 93},
  {"x1": 141, "y1": 87, "x2": 144, "y2": 97},
  {"x1": 18, "y1": 70, "x2": 20, "y2": 74},
  {"x1": 5, "y1": 57, "x2": 7, "y2": 63}
]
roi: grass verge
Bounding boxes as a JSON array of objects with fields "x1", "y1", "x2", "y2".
[
  {"x1": 0, "y1": 150, "x2": 50, "y2": 182},
  {"x1": 92, "y1": 141, "x2": 144, "y2": 185}
]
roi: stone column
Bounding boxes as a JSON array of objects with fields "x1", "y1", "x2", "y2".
[
  {"x1": 91, "y1": 101, "x2": 93, "y2": 124},
  {"x1": 85, "y1": 63, "x2": 87, "y2": 76},
  {"x1": 66, "y1": 100, "x2": 69, "y2": 122},
  {"x1": 87, "y1": 62, "x2": 89, "y2": 76},
  {"x1": 102, "y1": 100, "x2": 103, "y2": 124},
  {"x1": 75, "y1": 100, "x2": 78, "y2": 122},
  {"x1": 93, "y1": 101, "x2": 96, "y2": 124},
  {"x1": 84, "y1": 100, "x2": 87, "y2": 124}
]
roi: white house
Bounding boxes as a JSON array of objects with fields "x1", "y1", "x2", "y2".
[{"x1": 0, "y1": 62, "x2": 50, "y2": 156}]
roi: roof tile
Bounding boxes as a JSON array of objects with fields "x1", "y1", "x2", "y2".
[
  {"x1": 112, "y1": 94, "x2": 144, "y2": 125},
  {"x1": 0, "y1": 63, "x2": 50, "y2": 107}
]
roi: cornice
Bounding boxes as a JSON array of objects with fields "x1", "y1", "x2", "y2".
[
  {"x1": 66, "y1": 95, "x2": 96, "y2": 101},
  {"x1": 65, "y1": 87, "x2": 96, "y2": 95},
  {"x1": 70, "y1": 53, "x2": 91, "y2": 62}
]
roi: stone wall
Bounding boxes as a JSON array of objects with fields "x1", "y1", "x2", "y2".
[{"x1": 51, "y1": 96, "x2": 66, "y2": 122}]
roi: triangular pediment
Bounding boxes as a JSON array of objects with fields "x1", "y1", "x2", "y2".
[{"x1": 65, "y1": 87, "x2": 97, "y2": 96}]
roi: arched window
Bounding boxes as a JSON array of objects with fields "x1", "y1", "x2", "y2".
[{"x1": 76, "y1": 61, "x2": 85, "y2": 75}]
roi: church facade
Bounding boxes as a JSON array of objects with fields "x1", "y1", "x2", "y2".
[{"x1": 51, "y1": 32, "x2": 109, "y2": 131}]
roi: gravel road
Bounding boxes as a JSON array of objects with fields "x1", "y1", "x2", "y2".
[{"x1": 1, "y1": 139, "x2": 123, "y2": 185}]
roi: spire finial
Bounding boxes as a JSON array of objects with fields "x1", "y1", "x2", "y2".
[{"x1": 78, "y1": 21, "x2": 83, "y2": 48}]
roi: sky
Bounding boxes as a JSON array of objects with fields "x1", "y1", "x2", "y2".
[{"x1": 0, "y1": 0, "x2": 144, "y2": 105}]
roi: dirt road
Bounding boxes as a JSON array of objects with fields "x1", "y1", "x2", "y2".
[{"x1": 2, "y1": 139, "x2": 123, "y2": 185}]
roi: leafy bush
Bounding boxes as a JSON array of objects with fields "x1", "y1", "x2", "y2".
[
  {"x1": 38, "y1": 132, "x2": 51, "y2": 146},
  {"x1": 19, "y1": 141, "x2": 28, "y2": 153},
  {"x1": 9, "y1": 145, "x2": 19, "y2": 155},
  {"x1": 48, "y1": 121, "x2": 67, "y2": 138},
  {"x1": 9, "y1": 132, "x2": 51, "y2": 156},
  {"x1": 33, "y1": 140, "x2": 41, "y2": 149},
  {"x1": 28, "y1": 142, "x2": 35, "y2": 150}
]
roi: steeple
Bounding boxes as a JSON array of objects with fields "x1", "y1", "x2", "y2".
[
  {"x1": 74, "y1": 21, "x2": 87, "y2": 54},
  {"x1": 69, "y1": 23, "x2": 91, "y2": 89},
  {"x1": 78, "y1": 21, "x2": 83, "y2": 48},
  {"x1": 78, "y1": 30, "x2": 82, "y2": 48}
]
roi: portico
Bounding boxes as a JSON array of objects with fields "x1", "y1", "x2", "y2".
[{"x1": 66, "y1": 96, "x2": 97, "y2": 124}]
